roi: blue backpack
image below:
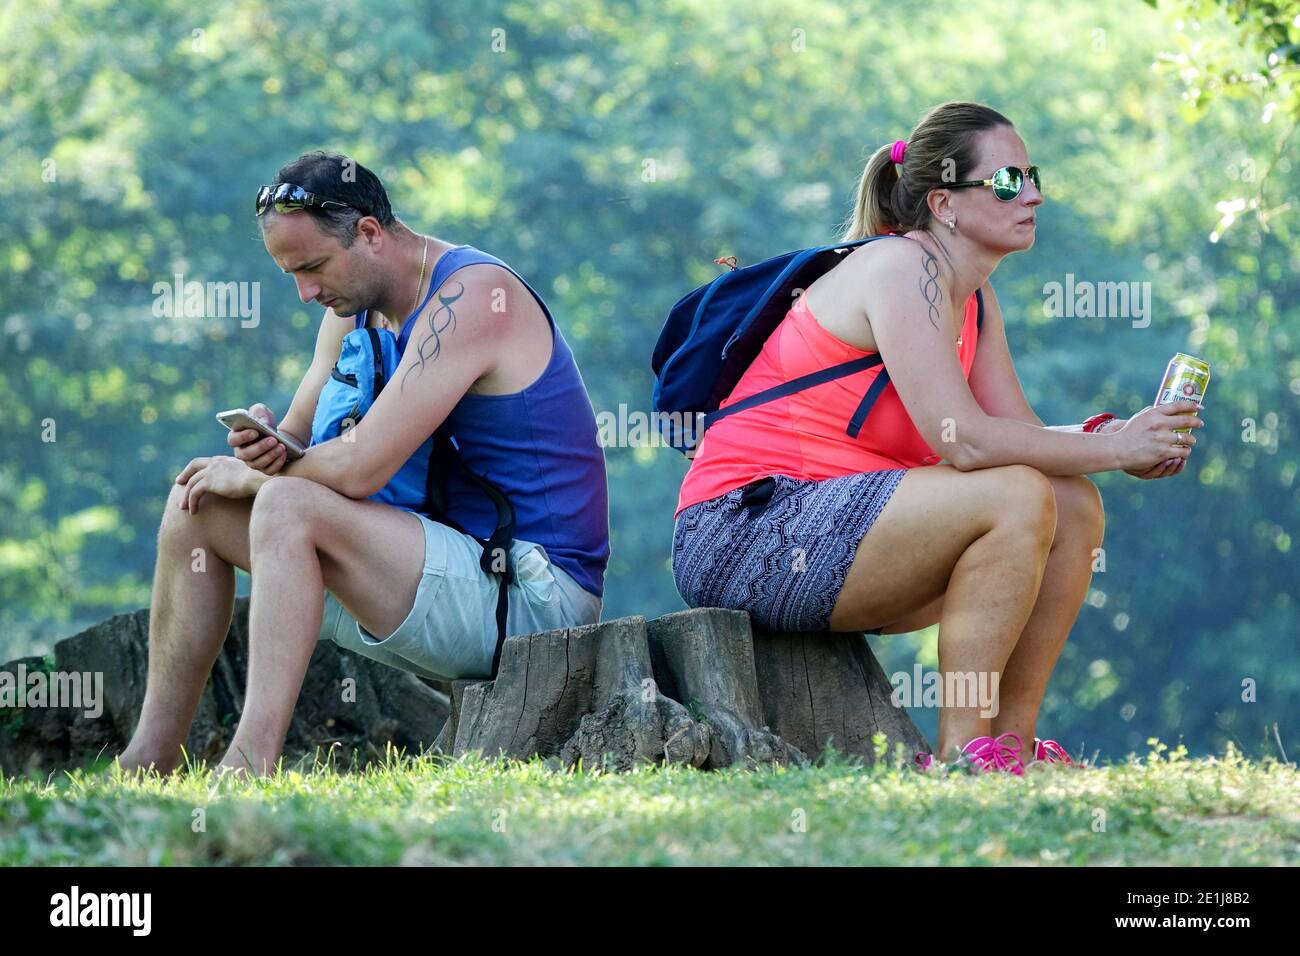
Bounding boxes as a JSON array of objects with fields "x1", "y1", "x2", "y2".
[
  {"x1": 310, "y1": 325, "x2": 434, "y2": 511},
  {"x1": 309, "y1": 267, "x2": 518, "y2": 677},
  {"x1": 650, "y1": 234, "x2": 982, "y2": 454}
]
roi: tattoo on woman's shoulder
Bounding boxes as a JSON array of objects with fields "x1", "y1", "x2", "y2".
[
  {"x1": 918, "y1": 248, "x2": 942, "y2": 332},
  {"x1": 400, "y1": 281, "x2": 466, "y2": 392}
]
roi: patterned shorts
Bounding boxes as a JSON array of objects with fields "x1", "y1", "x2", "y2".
[{"x1": 672, "y1": 470, "x2": 907, "y2": 633}]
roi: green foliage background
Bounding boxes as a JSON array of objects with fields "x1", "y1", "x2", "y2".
[{"x1": 1, "y1": 0, "x2": 1295, "y2": 759}]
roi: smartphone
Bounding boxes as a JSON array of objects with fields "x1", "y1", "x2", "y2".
[{"x1": 215, "y1": 408, "x2": 306, "y2": 461}]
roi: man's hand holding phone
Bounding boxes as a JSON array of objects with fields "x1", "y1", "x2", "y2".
[{"x1": 222, "y1": 404, "x2": 301, "y2": 475}]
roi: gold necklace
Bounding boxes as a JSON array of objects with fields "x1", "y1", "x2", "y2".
[{"x1": 410, "y1": 236, "x2": 429, "y2": 318}]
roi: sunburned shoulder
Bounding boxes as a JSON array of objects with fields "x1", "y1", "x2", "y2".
[
  {"x1": 411, "y1": 260, "x2": 547, "y2": 357},
  {"x1": 419, "y1": 263, "x2": 535, "y2": 338},
  {"x1": 427, "y1": 261, "x2": 528, "y2": 312}
]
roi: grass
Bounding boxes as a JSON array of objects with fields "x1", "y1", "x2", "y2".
[{"x1": 0, "y1": 739, "x2": 1295, "y2": 866}]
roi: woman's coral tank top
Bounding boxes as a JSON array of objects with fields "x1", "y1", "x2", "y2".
[{"x1": 675, "y1": 289, "x2": 982, "y2": 518}]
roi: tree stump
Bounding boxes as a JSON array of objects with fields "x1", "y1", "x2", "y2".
[
  {"x1": 433, "y1": 615, "x2": 712, "y2": 772},
  {"x1": 4, "y1": 603, "x2": 928, "y2": 777},
  {"x1": 645, "y1": 608, "x2": 807, "y2": 769},
  {"x1": 435, "y1": 608, "x2": 926, "y2": 771},
  {"x1": 751, "y1": 627, "x2": 930, "y2": 761}
]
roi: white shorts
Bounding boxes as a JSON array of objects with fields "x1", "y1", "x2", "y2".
[{"x1": 319, "y1": 511, "x2": 602, "y2": 681}]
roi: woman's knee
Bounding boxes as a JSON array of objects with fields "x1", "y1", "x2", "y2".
[
  {"x1": 1050, "y1": 475, "x2": 1105, "y2": 547},
  {"x1": 986, "y1": 464, "x2": 1057, "y2": 543}
]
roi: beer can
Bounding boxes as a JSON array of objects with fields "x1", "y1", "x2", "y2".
[{"x1": 1155, "y1": 352, "x2": 1210, "y2": 434}]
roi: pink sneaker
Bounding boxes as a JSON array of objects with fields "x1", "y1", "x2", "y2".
[
  {"x1": 914, "y1": 733, "x2": 1025, "y2": 775},
  {"x1": 1032, "y1": 737, "x2": 1075, "y2": 765}
]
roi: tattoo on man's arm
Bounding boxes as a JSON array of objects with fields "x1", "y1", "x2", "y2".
[
  {"x1": 400, "y1": 281, "x2": 465, "y2": 392},
  {"x1": 918, "y1": 249, "x2": 942, "y2": 332}
]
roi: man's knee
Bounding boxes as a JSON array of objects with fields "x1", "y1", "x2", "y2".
[
  {"x1": 160, "y1": 481, "x2": 188, "y2": 523},
  {"x1": 158, "y1": 480, "x2": 213, "y2": 543},
  {"x1": 249, "y1": 476, "x2": 320, "y2": 542},
  {"x1": 158, "y1": 479, "x2": 255, "y2": 574}
]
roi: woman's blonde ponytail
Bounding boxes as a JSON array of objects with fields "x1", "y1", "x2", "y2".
[
  {"x1": 840, "y1": 142, "x2": 901, "y2": 241},
  {"x1": 838, "y1": 101, "x2": 1014, "y2": 242}
]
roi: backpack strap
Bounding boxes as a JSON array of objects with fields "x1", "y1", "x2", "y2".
[
  {"x1": 366, "y1": 327, "x2": 385, "y2": 398},
  {"x1": 845, "y1": 287, "x2": 985, "y2": 438},
  {"x1": 846, "y1": 366, "x2": 894, "y2": 439},
  {"x1": 422, "y1": 427, "x2": 517, "y2": 678},
  {"x1": 402, "y1": 246, "x2": 530, "y2": 679},
  {"x1": 703, "y1": 354, "x2": 884, "y2": 433}
]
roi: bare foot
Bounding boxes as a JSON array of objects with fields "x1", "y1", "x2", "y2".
[
  {"x1": 114, "y1": 748, "x2": 181, "y2": 779},
  {"x1": 215, "y1": 744, "x2": 275, "y2": 779},
  {"x1": 211, "y1": 763, "x2": 252, "y2": 782},
  {"x1": 218, "y1": 738, "x2": 282, "y2": 780}
]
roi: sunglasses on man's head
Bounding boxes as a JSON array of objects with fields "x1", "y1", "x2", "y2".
[
  {"x1": 945, "y1": 165, "x2": 1041, "y2": 201},
  {"x1": 255, "y1": 182, "x2": 355, "y2": 217}
]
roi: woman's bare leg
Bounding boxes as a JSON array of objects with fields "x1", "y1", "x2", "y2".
[
  {"x1": 827, "y1": 464, "x2": 1058, "y2": 761},
  {"x1": 859, "y1": 474, "x2": 1105, "y2": 760},
  {"x1": 116, "y1": 482, "x2": 253, "y2": 775},
  {"x1": 990, "y1": 475, "x2": 1104, "y2": 751}
]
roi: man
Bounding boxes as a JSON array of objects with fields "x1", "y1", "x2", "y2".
[{"x1": 117, "y1": 151, "x2": 610, "y2": 777}]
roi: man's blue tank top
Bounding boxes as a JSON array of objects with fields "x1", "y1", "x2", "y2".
[{"x1": 355, "y1": 244, "x2": 610, "y2": 598}]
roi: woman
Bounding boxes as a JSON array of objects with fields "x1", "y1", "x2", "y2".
[{"x1": 671, "y1": 101, "x2": 1204, "y2": 774}]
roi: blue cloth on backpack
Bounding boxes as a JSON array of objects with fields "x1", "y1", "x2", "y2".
[{"x1": 309, "y1": 292, "x2": 437, "y2": 512}]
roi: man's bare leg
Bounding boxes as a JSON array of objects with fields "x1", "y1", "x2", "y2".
[
  {"x1": 116, "y1": 483, "x2": 253, "y2": 776},
  {"x1": 217, "y1": 476, "x2": 425, "y2": 776}
]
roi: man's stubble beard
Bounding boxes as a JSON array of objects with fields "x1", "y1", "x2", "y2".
[{"x1": 346, "y1": 276, "x2": 390, "y2": 320}]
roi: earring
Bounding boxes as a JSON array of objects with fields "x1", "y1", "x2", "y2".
[{"x1": 947, "y1": 218, "x2": 956, "y2": 233}]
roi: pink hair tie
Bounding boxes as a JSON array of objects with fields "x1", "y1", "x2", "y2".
[{"x1": 889, "y1": 139, "x2": 908, "y2": 164}]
